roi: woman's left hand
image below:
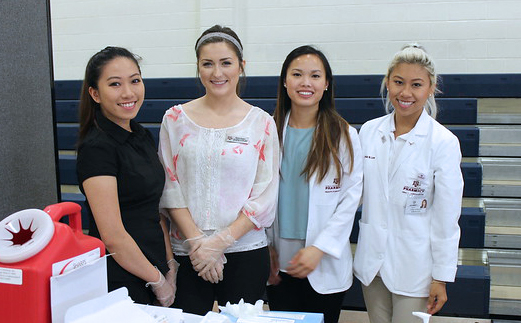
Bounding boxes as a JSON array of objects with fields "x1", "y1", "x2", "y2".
[
  {"x1": 427, "y1": 281, "x2": 448, "y2": 314},
  {"x1": 165, "y1": 259, "x2": 179, "y2": 289},
  {"x1": 286, "y1": 246, "x2": 324, "y2": 279}
]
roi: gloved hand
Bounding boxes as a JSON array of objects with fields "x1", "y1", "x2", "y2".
[
  {"x1": 182, "y1": 232, "x2": 206, "y2": 253},
  {"x1": 146, "y1": 268, "x2": 175, "y2": 307},
  {"x1": 199, "y1": 255, "x2": 226, "y2": 284},
  {"x1": 182, "y1": 231, "x2": 223, "y2": 283},
  {"x1": 165, "y1": 259, "x2": 179, "y2": 289},
  {"x1": 189, "y1": 228, "x2": 236, "y2": 279}
]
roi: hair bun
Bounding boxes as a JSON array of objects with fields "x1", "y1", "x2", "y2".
[{"x1": 402, "y1": 43, "x2": 426, "y2": 52}]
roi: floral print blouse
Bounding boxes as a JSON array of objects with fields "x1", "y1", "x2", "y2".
[{"x1": 158, "y1": 105, "x2": 279, "y2": 255}]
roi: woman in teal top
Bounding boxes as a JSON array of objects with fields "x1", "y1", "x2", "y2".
[{"x1": 267, "y1": 45, "x2": 363, "y2": 323}]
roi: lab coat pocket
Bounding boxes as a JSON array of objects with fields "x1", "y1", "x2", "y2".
[
  {"x1": 393, "y1": 234, "x2": 431, "y2": 294},
  {"x1": 312, "y1": 252, "x2": 350, "y2": 293}
]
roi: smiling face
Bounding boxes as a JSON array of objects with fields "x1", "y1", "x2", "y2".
[
  {"x1": 88, "y1": 56, "x2": 144, "y2": 131},
  {"x1": 386, "y1": 62, "x2": 434, "y2": 124},
  {"x1": 284, "y1": 54, "x2": 328, "y2": 113},
  {"x1": 197, "y1": 41, "x2": 244, "y2": 98}
]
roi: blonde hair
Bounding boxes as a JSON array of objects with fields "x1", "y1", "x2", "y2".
[{"x1": 381, "y1": 43, "x2": 440, "y2": 119}]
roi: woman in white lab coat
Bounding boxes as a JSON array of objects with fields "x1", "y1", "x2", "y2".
[
  {"x1": 267, "y1": 45, "x2": 363, "y2": 323},
  {"x1": 353, "y1": 44, "x2": 464, "y2": 323}
]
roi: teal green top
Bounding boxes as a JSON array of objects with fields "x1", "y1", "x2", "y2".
[{"x1": 278, "y1": 126, "x2": 314, "y2": 240}]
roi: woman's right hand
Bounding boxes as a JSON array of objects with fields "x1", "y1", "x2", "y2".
[
  {"x1": 199, "y1": 258, "x2": 225, "y2": 284},
  {"x1": 189, "y1": 229, "x2": 234, "y2": 283},
  {"x1": 268, "y1": 246, "x2": 281, "y2": 285},
  {"x1": 183, "y1": 232, "x2": 225, "y2": 283}
]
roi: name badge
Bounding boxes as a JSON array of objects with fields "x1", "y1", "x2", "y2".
[
  {"x1": 226, "y1": 135, "x2": 249, "y2": 144},
  {"x1": 405, "y1": 195, "x2": 428, "y2": 216}
]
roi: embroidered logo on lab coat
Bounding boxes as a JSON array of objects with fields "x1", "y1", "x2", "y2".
[
  {"x1": 325, "y1": 178, "x2": 341, "y2": 193},
  {"x1": 402, "y1": 174, "x2": 426, "y2": 195}
]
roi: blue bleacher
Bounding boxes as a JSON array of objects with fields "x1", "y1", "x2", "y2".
[{"x1": 55, "y1": 74, "x2": 499, "y2": 318}]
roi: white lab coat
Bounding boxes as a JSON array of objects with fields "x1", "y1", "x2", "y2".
[
  {"x1": 269, "y1": 115, "x2": 363, "y2": 294},
  {"x1": 353, "y1": 110, "x2": 463, "y2": 297}
]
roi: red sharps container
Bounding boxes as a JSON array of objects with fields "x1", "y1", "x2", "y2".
[{"x1": 0, "y1": 202, "x2": 105, "y2": 323}]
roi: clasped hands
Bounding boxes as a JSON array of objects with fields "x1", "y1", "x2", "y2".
[{"x1": 185, "y1": 228, "x2": 236, "y2": 284}]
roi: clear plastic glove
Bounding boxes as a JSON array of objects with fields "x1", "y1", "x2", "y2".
[
  {"x1": 182, "y1": 232, "x2": 209, "y2": 272},
  {"x1": 200, "y1": 256, "x2": 226, "y2": 284},
  {"x1": 190, "y1": 228, "x2": 236, "y2": 278},
  {"x1": 166, "y1": 259, "x2": 179, "y2": 289},
  {"x1": 182, "y1": 232, "x2": 224, "y2": 283},
  {"x1": 183, "y1": 232, "x2": 206, "y2": 253},
  {"x1": 146, "y1": 268, "x2": 175, "y2": 307}
]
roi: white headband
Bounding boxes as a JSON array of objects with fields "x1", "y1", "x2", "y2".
[{"x1": 195, "y1": 32, "x2": 243, "y2": 56}]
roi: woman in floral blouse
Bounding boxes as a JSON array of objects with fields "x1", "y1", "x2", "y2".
[{"x1": 158, "y1": 25, "x2": 279, "y2": 315}]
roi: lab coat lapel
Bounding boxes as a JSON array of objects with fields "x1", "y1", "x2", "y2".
[
  {"x1": 376, "y1": 119, "x2": 391, "y2": 201},
  {"x1": 280, "y1": 113, "x2": 290, "y2": 163},
  {"x1": 389, "y1": 110, "x2": 430, "y2": 181}
]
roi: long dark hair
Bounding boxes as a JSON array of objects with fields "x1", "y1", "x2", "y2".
[
  {"x1": 194, "y1": 25, "x2": 245, "y2": 95},
  {"x1": 273, "y1": 45, "x2": 354, "y2": 182},
  {"x1": 77, "y1": 46, "x2": 141, "y2": 144}
]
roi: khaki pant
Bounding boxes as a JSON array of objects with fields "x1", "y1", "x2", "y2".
[{"x1": 362, "y1": 276, "x2": 428, "y2": 323}]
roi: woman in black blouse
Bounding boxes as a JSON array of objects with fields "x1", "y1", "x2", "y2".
[{"x1": 76, "y1": 47, "x2": 176, "y2": 306}]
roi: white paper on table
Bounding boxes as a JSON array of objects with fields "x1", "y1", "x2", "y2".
[
  {"x1": 64, "y1": 287, "x2": 158, "y2": 323},
  {"x1": 68, "y1": 298, "x2": 155, "y2": 323},
  {"x1": 137, "y1": 304, "x2": 183, "y2": 323},
  {"x1": 51, "y1": 254, "x2": 107, "y2": 323}
]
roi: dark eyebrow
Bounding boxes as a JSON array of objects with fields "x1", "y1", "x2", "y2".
[
  {"x1": 200, "y1": 57, "x2": 233, "y2": 62},
  {"x1": 106, "y1": 73, "x2": 140, "y2": 81},
  {"x1": 392, "y1": 75, "x2": 425, "y2": 82},
  {"x1": 290, "y1": 68, "x2": 323, "y2": 73}
]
